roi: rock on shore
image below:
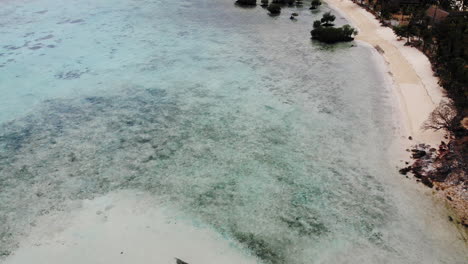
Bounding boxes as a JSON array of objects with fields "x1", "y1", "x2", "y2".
[{"x1": 400, "y1": 137, "x2": 468, "y2": 229}]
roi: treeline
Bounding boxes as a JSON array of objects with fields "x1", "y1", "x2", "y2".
[
  {"x1": 434, "y1": 14, "x2": 467, "y2": 133},
  {"x1": 357, "y1": 0, "x2": 467, "y2": 137}
]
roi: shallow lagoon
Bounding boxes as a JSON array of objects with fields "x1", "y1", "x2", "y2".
[{"x1": 0, "y1": 0, "x2": 467, "y2": 263}]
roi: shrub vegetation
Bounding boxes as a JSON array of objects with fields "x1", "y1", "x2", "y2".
[{"x1": 311, "y1": 13, "x2": 357, "y2": 43}]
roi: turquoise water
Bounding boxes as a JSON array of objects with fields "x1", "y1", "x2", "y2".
[{"x1": 0, "y1": 0, "x2": 466, "y2": 263}]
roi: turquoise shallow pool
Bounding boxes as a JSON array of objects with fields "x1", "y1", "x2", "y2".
[{"x1": 0, "y1": 0, "x2": 467, "y2": 263}]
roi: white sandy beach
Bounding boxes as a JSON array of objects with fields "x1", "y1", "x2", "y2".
[
  {"x1": 325, "y1": 0, "x2": 445, "y2": 147},
  {"x1": 4, "y1": 191, "x2": 259, "y2": 264}
]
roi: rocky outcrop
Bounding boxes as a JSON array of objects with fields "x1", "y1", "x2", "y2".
[{"x1": 400, "y1": 137, "x2": 468, "y2": 228}]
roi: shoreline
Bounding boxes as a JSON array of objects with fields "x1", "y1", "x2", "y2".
[
  {"x1": 1, "y1": 1, "x2": 466, "y2": 262},
  {"x1": 325, "y1": 0, "x2": 468, "y2": 237},
  {"x1": 325, "y1": 0, "x2": 445, "y2": 148}
]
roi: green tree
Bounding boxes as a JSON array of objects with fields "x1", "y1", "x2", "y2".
[
  {"x1": 313, "y1": 20, "x2": 322, "y2": 29},
  {"x1": 320, "y1": 12, "x2": 336, "y2": 26},
  {"x1": 342, "y1": 24, "x2": 358, "y2": 38},
  {"x1": 267, "y1": 3, "x2": 281, "y2": 14},
  {"x1": 310, "y1": 0, "x2": 322, "y2": 9},
  {"x1": 311, "y1": 22, "x2": 357, "y2": 43},
  {"x1": 421, "y1": 28, "x2": 434, "y2": 53},
  {"x1": 434, "y1": 15, "x2": 468, "y2": 111},
  {"x1": 393, "y1": 25, "x2": 408, "y2": 41}
]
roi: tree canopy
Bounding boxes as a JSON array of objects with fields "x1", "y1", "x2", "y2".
[
  {"x1": 320, "y1": 12, "x2": 336, "y2": 26},
  {"x1": 311, "y1": 13, "x2": 357, "y2": 43}
]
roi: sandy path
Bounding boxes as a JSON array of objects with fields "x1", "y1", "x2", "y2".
[{"x1": 326, "y1": 0, "x2": 445, "y2": 146}]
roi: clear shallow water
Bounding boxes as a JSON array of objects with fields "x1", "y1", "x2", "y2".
[{"x1": 0, "y1": 0, "x2": 466, "y2": 263}]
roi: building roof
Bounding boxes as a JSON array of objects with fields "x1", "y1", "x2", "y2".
[{"x1": 426, "y1": 5, "x2": 450, "y2": 23}]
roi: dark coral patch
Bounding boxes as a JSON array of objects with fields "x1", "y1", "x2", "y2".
[
  {"x1": 280, "y1": 215, "x2": 329, "y2": 237},
  {"x1": 35, "y1": 34, "x2": 54, "y2": 41},
  {"x1": 70, "y1": 19, "x2": 85, "y2": 24},
  {"x1": 57, "y1": 19, "x2": 84, "y2": 24},
  {"x1": 232, "y1": 232, "x2": 284, "y2": 264},
  {"x1": 29, "y1": 46, "x2": 42, "y2": 50},
  {"x1": 3, "y1": 45, "x2": 22, "y2": 50},
  {"x1": 54, "y1": 68, "x2": 89, "y2": 80}
]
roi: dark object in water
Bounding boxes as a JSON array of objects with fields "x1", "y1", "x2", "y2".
[
  {"x1": 175, "y1": 258, "x2": 189, "y2": 264},
  {"x1": 236, "y1": 0, "x2": 257, "y2": 6}
]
